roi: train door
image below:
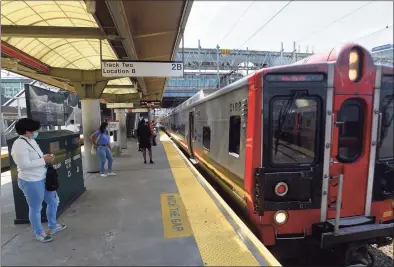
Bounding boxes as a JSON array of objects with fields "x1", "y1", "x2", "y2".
[
  {"x1": 188, "y1": 111, "x2": 195, "y2": 158},
  {"x1": 327, "y1": 80, "x2": 377, "y2": 220},
  {"x1": 259, "y1": 73, "x2": 328, "y2": 216},
  {"x1": 373, "y1": 74, "x2": 394, "y2": 201}
]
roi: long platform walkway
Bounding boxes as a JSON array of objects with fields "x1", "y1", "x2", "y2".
[{"x1": 1, "y1": 133, "x2": 280, "y2": 266}]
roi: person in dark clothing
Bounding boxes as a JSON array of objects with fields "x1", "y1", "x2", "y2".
[
  {"x1": 137, "y1": 117, "x2": 144, "y2": 152},
  {"x1": 137, "y1": 118, "x2": 154, "y2": 164}
]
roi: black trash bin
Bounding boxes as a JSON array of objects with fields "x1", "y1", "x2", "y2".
[{"x1": 7, "y1": 130, "x2": 86, "y2": 224}]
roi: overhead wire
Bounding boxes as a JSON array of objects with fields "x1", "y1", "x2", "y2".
[
  {"x1": 237, "y1": 1, "x2": 293, "y2": 50},
  {"x1": 352, "y1": 24, "x2": 393, "y2": 42},
  {"x1": 296, "y1": 1, "x2": 374, "y2": 43},
  {"x1": 217, "y1": 1, "x2": 256, "y2": 45},
  {"x1": 218, "y1": 1, "x2": 292, "y2": 78}
]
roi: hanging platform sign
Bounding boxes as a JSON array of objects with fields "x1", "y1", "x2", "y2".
[
  {"x1": 106, "y1": 103, "x2": 134, "y2": 109},
  {"x1": 101, "y1": 60, "x2": 184, "y2": 77},
  {"x1": 140, "y1": 100, "x2": 161, "y2": 108},
  {"x1": 128, "y1": 108, "x2": 149, "y2": 113},
  {"x1": 107, "y1": 120, "x2": 120, "y2": 131}
]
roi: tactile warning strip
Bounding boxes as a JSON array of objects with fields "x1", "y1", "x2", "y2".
[{"x1": 162, "y1": 140, "x2": 260, "y2": 266}]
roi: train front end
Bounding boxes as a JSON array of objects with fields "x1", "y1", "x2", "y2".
[{"x1": 252, "y1": 43, "x2": 394, "y2": 264}]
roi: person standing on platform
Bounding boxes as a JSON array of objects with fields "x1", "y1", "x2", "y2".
[
  {"x1": 66, "y1": 120, "x2": 79, "y2": 133},
  {"x1": 137, "y1": 117, "x2": 144, "y2": 152},
  {"x1": 137, "y1": 118, "x2": 154, "y2": 164},
  {"x1": 151, "y1": 120, "x2": 157, "y2": 146},
  {"x1": 11, "y1": 118, "x2": 67, "y2": 243},
  {"x1": 89, "y1": 122, "x2": 116, "y2": 177}
]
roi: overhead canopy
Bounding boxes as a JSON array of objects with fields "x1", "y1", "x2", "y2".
[{"x1": 1, "y1": 0, "x2": 193, "y2": 105}]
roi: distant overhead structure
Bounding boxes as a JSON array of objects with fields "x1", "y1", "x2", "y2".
[
  {"x1": 175, "y1": 47, "x2": 312, "y2": 72},
  {"x1": 371, "y1": 44, "x2": 393, "y2": 67}
]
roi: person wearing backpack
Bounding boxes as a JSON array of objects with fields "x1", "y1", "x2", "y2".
[
  {"x1": 11, "y1": 118, "x2": 67, "y2": 243},
  {"x1": 89, "y1": 122, "x2": 116, "y2": 177}
]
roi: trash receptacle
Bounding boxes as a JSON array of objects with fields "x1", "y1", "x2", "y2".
[{"x1": 7, "y1": 130, "x2": 86, "y2": 224}]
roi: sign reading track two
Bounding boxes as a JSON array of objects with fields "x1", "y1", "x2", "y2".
[{"x1": 101, "y1": 61, "x2": 184, "y2": 77}]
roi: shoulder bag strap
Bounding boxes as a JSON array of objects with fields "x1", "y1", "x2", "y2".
[
  {"x1": 95, "y1": 133, "x2": 102, "y2": 145},
  {"x1": 19, "y1": 138, "x2": 51, "y2": 168},
  {"x1": 20, "y1": 138, "x2": 42, "y2": 158}
]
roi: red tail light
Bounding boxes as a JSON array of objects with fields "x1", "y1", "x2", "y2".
[{"x1": 275, "y1": 182, "x2": 288, "y2": 196}]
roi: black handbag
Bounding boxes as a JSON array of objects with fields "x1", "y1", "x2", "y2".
[{"x1": 21, "y1": 138, "x2": 59, "y2": 191}]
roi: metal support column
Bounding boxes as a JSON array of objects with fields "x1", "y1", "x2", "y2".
[
  {"x1": 81, "y1": 99, "x2": 101, "y2": 173},
  {"x1": 115, "y1": 109, "x2": 127, "y2": 149}
]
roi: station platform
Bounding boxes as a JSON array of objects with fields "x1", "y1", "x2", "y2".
[{"x1": 1, "y1": 133, "x2": 280, "y2": 266}]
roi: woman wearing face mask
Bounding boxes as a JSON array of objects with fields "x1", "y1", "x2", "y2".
[
  {"x1": 11, "y1": 118, "x2": 67, "y2": 243},
  {"x1": 89, "y1": 122, "x2": 116, "y2": 177}
]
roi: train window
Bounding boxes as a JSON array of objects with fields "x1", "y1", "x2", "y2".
[
  {"x1": 229, "y1": 116, "x2": 241, "y2": 156},
  {"x1": 203, "y1": 126, "x2": 211, "y2": 150},
  {"x1": 378, "y1": 95, "x2": 393, "y2": 160},
  {"x1": 270, "y1": 97, "x2": 318, "y2": 165},
  {"x1": 336, "y1": 99, "x2": 365, "y2": 163}
]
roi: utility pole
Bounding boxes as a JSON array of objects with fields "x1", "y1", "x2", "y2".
[
  {"x1": 198, "y1": 40, "x2": 201, "y2": 77},
  {"x1": 280, "y1": 42, "x2": 284, "y2": 65},
  {"x1": 293, "y1": 41, "x2": 296, "y2": 61},
  {"x1": 246, "y1": 47, "x2": 249, "y2": 75},
  {"x1": 216, "y1": 44, "x2": 220, "y2": 89}
]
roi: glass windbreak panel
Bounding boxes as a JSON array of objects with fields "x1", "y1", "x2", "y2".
[
  {"x1": 378, "y1": 94, "x2": 393, "y2": 160},
  {"x1": 337, "y1": 99, "x2": 364, "y2": 163},
  {"x1": 270, "y1": 97, "x2": 318, "y2": 165}
]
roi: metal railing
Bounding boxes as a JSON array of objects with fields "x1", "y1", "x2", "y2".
[{"x1": 334, "y1": 173, "x2": 344, "y2": 235}]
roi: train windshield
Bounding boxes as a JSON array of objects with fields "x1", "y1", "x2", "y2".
[
  {"x1": 270, "y1": 97, "x2": 319, "y2": 165},
  {"x1": 378, "y1": 94, "x2": 393, "y2": 160}
]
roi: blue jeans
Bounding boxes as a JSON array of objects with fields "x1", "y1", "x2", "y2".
[
  {"x1": 17, "y1": 178, "x2": 59, "y2": 235},
  {"x1": 97, "y1": 146, "x2": 113, "y2": 173}
]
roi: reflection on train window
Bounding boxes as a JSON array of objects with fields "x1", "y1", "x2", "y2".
[
  {"x1": 337, "y1": 99, "x2": 364, "y2": 163},
  {"x1": 270, "y1": 97, "x2": 318, "y2": 165},
  {"x1": 203, "y1": 126, "x2": 211, "y2": 150},
  {"x1": 378, "y1": 95, "x2": 393, "y2": 160},
  {"x1": 229, "y1": 116, "x2": 241, "y2": 155}
]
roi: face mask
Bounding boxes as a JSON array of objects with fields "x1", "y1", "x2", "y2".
[{"x1": 31, "y1": 132, "x2": 39, "y2": 139}]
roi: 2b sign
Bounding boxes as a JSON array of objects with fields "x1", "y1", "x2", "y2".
[
  {"x1": 107, "y1": 120, "x2": 120, "y2": 132},
  {"x1": 171, "y1": 63, "x2": 182, "y2": 70}
]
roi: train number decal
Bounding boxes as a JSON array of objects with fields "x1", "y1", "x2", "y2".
[{"x1": 230, "y1": 101, "x2": 242, "y2": 112}]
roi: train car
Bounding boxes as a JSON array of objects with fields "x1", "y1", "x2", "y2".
[{"x1": 161, "y1": 43, "x2": 394, "y2": 266}]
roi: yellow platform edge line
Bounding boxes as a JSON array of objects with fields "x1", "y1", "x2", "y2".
[{"x1": 160, "y1": 131, "x2": 281, "y2": 267}]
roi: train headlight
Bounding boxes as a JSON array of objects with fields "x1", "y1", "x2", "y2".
[
  {"x1": 349, "y1": 48, "x2": 362, "y2": 82},
  {"x1": 273, "y1": 210, "x2": 288, "y2": 225},
  {"x1": 275, "y1": 182, "x2": 288, "y2": 196}
]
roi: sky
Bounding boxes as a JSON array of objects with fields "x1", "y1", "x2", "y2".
[{"x1": 182, "y1": 1, "x2": 393, "y2": 53}]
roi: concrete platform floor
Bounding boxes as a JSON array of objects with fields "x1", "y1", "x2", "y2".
[{"x1": 1, "y1": 138, "x2": 203, "y2": 266}]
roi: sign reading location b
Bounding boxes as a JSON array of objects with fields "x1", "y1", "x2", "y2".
[{"x1": 101, "y1": 60, "x2": 184, "y2": 77}]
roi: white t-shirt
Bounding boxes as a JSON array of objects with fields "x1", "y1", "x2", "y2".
[{"x1": 11, "y1": 136, "x2": 47, "y2": 182}]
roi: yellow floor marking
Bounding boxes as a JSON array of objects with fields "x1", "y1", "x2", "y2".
[
  {"x1": 162, "y1": 141, "x2": 260, "y2": 266},
  {"x1": 161, "y1": 193, "x2": 193, "y2": 238}
]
